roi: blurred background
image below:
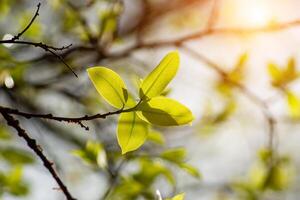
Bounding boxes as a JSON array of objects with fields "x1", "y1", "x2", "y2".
[{"x1": 1, "y1": 0, "x2": 300, "y2": 199}]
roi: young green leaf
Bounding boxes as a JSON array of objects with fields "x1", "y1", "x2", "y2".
[
  {"x1": 137, "y1": 97, "x2": 194, "y2": 126},
  {"x1": 87, "y1": 67, "x2": 128, "y2": 108},
  {"x1": 117, "y1": 112, "x2": 149, "y2": 154},
  {"x1": 140, "y1": 51, "x2": 179, "y2": 99}
]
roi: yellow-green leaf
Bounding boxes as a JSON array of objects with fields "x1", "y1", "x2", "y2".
[
  {"x1": 166, "y1": 193, "x2": 185, "y2": 200},
  {"x1": 117, "y1": 112, "x2": 149, "y2": 154},
  {"x1": 161, "y1": 148, "x2": 186, "y2": 163},
  {"x1": 179, "y1": 163, "x2": 201, "y2": 179},
  {"x1": 268, "y1": 63, "x2": 281, "y2": 82},
  {"x1": 268, "y1": 165, "x2": 291, "y2": 190},
  {"x1": 137, "y1": 97, "x2": 194, "y2": 126},
  {"x1": 87, "y1": 67, "x2": 128, "y2": 108},
  {"x1": 228, "y1": 53, "x2": 248, "y2": 83},
  {"x1": 147, "y1": 130, "x2": 165, "y2": 145},
  {"x1": 140, "y1": 51, "x2": 179, "y2": 99},
  {"x1": 287, "y1": 92, "x2": 300, "y2": 119}
]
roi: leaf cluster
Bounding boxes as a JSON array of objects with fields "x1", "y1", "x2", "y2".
[{"x1": 87, "y1": 52, "x2": 194, "y2": 154}]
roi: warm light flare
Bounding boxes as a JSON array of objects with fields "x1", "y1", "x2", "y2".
[
  {"x1": 224, "y1": 0, "x2": 272, "y2": 27},
  {"x1": 241, "y1": 1, "x2": 270, "y2": 27}
]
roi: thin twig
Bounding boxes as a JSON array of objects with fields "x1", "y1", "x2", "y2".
[
  {"x1": 12, "y1": 2, "x2": 41, "y2": 41},
  {"x1": 0, "y1": 2, "x2": 77, "y2": 77},
  {"x1": 0, "y1": 101, "x2": 141, "y2": 130}
]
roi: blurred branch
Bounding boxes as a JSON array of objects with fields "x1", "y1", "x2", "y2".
[
  {"x1": 101, "y1": 159, "x2": 126, "y2": 200},
  {"x1": 27, "y1": 18, "x2": 300, "y2": 67},
  {"x1": 179, "y1": 44, "x2": 277, "y2": 166},
  {"x1": 0, "y1": 110, "x2": 76, "y2": 200},
  {"x1": 0, "y1": 2, "x2": 77, "y2": 77},
  {"x1": 66, "y1": 2, "x2": 97, "y2": 46},
  {"x1": 206, "y1": 0, "x2": 220, "y2": 30}
]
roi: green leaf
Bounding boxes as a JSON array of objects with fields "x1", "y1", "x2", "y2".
[
  {"x1": 161, "y1": 148, "x2": 186, "y2": 163},
  {"x1": 147, "y1": 130, "x2": 165, "y2": 145},
  {"x1": 179, "y1": 163, "x2": 201, "y2": 179},
  {"x1": 0, "y1": 125, "x2": 11, "y2": 140},
  {"x1": 72, "y1": 141, "x2": 107, "y2": 169},
  {"x1": 117, "y1": 112, "x2": 149, "y2": 154},
  {"x1": 286, "y1": 92, "x2": 300, "y2": 119},
  {"x1": 228, "y1": 53, "x2": 248, "y2": 83},
  {"x1": 0, "y1": 148, "x2": 34, "y2": 165},
  {"x1": 268, "y1": 63, "x2": 281, "y2": 81},
  {"x1": 137, "y1": 97, "x2": 194, "y2": 126},
  {"x1": 135, "y1": 158, "x2": 175, "y2": 186},
  {"x1": 166, "y1": 193, "x2": 185, "y2": 200},
  {"x1": 87, "y1": 67, "x2": 128, "y2": 108},
  {"x1": 6, "y1": 167, "x2": 29, "y2": 196},
  {"x1": 235, "y1": 53, "x2": 248, "y2": 69},
  {"x1": 268, "y1": 165, "x2": 291, "y2": 191},
  {"x1": 287, "y1": 58, "x2": 296, "y2": 74},
  {"x1": 268, "y1": 58, "x2": 299, "y2": 88},
  {"x1": 140, "y1": 51, "x2": 179, "y2": 99}
]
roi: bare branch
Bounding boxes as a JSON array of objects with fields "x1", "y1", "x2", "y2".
[
  {"x1": 0, "y1": 100, "x2": 142, "y2": 130},
  {"x1": 0, "y1": 2, "x2": 77, "y2": 77},
  {"x1": 0, "y1": 109, "x2": 76, "y2": 200},
  {"x1": 12, "y1": 2, "x2": 41, "y2": 41}
]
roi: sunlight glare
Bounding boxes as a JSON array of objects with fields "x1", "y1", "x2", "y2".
[
  {"x1": 224, "y1": 0, "x2": 272, "y2": 27},
  {"x1": 242, "y1": 1, "x2": 270, "y2": 27}
]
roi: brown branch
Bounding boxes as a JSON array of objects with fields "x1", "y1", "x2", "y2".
[
  {"x1": 24, "y1": 18, "x2": 300, "y2": 67},
  {"x1": 206, "y1": 0, "x2": 220, "y2": 30},
  {"x1": 0, "y1": 100, "x2": 142, "y2": 130},
  {"x1": 0, "y1": 40, "x2": 76, "y2": 77},
  {"x1": 0, "y1": 109, "x2": 76, "y2": 200},
  {"x1": 12, "y1": 2, "x2": 41, "y2": 41},
  {"x1": 0, "y1": 2, "x2": 77, "y2": 77}
]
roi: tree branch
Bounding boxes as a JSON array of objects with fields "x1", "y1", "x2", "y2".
[
  {"x1": 0, "y1": 2, "x2": 77, "y2": 77},
  {"x1": 29, "y1": 18, "x2": 300, "y2": 65},
  {"x1": 12, "y1": 2, "x2": 41, "y2": 41},
  {"x1": 0, "y1": 101, "x2": 141, "y2": 130},
  {"x1": 0, "y1": 109, "x2": 76, "y2": 200}
]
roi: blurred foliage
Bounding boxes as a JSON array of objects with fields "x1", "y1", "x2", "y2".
[
  {"x1": 0, "y1": 125, "x2": 34, "y2": 198},
  {"x1": 217, "y1": 53, "x2": 248, "y2": 96},
  {"x1": 268, "y1": 58, "x2": 299, "y2": 89},
  {"x1": 232, "y1": 149, "x2": 294, "y2": 200},
  {"x1": 73, "y1": 139, "x2": 200, "y2": 200}
]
